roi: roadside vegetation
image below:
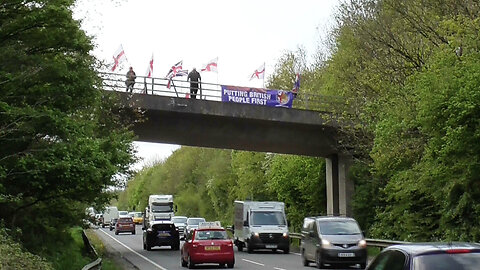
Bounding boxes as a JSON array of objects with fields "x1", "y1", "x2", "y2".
[
  {"x1": 1, "y1": 0, "x2": 480, "y2": 268},
  {"x1": 120, "y1": 0, "x2": 480, "y2": 242}
]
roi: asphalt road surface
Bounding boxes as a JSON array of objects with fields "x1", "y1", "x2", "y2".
[{"x1": 95, "y1": 226, "x2": 364, "y2": 270}]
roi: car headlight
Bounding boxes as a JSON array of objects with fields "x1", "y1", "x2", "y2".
[
  {"x1": 282, "y1": 232, "x2": 289, "y2": 237},
  {"x1": 358, "y1": 239, "x2": 367, "y2": 248},
  {"x1": 252, "y1": 232, "x2": 259, "y2": 237},
  {"x1": 321, "y1": 239, "x2": 331, "y2": 248}
]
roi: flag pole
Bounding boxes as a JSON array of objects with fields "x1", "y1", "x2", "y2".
[{"x1": 262, "y1": 62, "x2": 265, "y2": 88}]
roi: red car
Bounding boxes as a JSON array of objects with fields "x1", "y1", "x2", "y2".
[
  {"x1": 115, "y1": 217, "x2": 135, "y2": 235},
  {"x1": 181, "y1": 222, "x2": 234, "y2": 268}
]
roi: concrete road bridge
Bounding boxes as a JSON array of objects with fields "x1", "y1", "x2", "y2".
[{"x1": 102, "y1": 72, "x2": 353, "y2": 217}]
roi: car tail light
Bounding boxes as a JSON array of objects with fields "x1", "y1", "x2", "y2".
[{"x1": 446, "y1": 249, "x2": 472, "y2": 254}]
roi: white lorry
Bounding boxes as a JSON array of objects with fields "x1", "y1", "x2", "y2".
[
  {"x1": 102, "y1": 206, "x2": 119, "y2": 228},
  {"x1": 146, "y1": 195, "x2": 175, "y2": 225},
  {"x1": 234, "y1": 201, "x2": 290, "y2": 254}
]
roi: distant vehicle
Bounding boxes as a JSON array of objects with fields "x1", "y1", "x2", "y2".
[
  {"x1": 103, "y1": 206, "x2": 119, "y2": 228},
  {"x1": 115, "y1": 217, "x2": 135, "y2": 235},
  {"x1": 233, "y1": 201, "x2": 289, "y2": 254},
  {"x1": 366, "y1": 242, "x2": 480, "y2": 270},
  {"x1": 186, "y1": 217, "x2": 206, "y2": 234},
  {"x1": 147, "y1": 195, "x2": 175, "y2": 225},
  {"x1": 172, "y1": 216, "x2": 188, "y2": 240},
  {"x1": 143, "y1": 220, "x2": 180, "y2": 251},
  {"x1": 301, "y1": 216, "x2": 367, "y2": 269},
  {"x1": 129, "y1": 212, "x2": 143, "y2": 224},
  {"x1": 181, "y1": 222, "x2": 234, "y2": 268},
  {"x1": 95, "y1": 213, "x2": 103, "y2": 225},
  {"x1": 118, "y1": 210, "x2": 129, "y2": 217}
]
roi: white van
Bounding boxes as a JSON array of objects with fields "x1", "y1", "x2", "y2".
[{"x1": 102, "y1": 206, "x2": 119, "y2": 228}]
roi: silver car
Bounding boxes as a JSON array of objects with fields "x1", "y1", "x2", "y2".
[{"x1": 171, "y1": 216, "x2": 188, "y2": 239}]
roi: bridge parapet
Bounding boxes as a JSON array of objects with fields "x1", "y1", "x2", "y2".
[{"x1": 100, "y1": 72, "x2": 344, "y2": 112}]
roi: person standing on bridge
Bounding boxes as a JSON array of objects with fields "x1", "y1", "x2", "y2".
[
  {"x1": 125, "y1": 66, "x2": 137, "y2": 92},
  {"x1": 187, "y1": 68, "x2": 201, "y2": 99}
]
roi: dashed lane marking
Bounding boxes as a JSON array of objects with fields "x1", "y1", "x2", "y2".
[
  {"x1": 99, "y1": 229, "x2": 168, "y2": 270},
  {"x1": 274, "y1": 267, "x2": 287, "y2": 270},
  {"x1": 242, "y1": 258, "x2": 265, "y2": 266}
]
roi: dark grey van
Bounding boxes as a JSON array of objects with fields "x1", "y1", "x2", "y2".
[{"x1": 301, "y1": 216, "x2": 367, "y2": 269}]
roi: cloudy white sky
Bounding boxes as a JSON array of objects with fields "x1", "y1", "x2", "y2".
[{"x1": 74, "y1": 0, "x2": 340, "y2": 169}]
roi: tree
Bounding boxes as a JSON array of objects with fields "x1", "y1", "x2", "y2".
[{"x1": 0, "y1": 0, "x2": 136, "y2": 249}]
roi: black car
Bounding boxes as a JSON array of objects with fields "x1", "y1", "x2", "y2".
[
  {"x1": 143, "y1": 221, "x2": 180, "y2": 251},
  {"x1": 366, "y1": 242, "x2": 480, "y2": 270},
  {"x1": 301, "y1": 216, "x2": 367, "y2": 269}
]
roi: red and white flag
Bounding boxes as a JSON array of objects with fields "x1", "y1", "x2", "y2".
[
  {"x1": 145, "y1": 54, "x2": 154, "y2": 77},
  {"x1": 250, "y1": 63, "x2": 265, "y2": 80},
  {"x1": 166, "y1": 60, "x2": 188, "y2": 88},
  {"x1": 201, "y1": 57, "x2": 218, "y2": 73},
  {"x1": 111, "y1": 45, "x2": 126, "y2": 72}
]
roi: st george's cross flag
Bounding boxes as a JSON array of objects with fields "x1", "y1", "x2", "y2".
[
  {"x1": 250, "y1": 63, "x2": 265, "y2": 80},
  {"x1": 201, "y1": 57, "x2": 218, "y2": 73},
  {"x1": 145, "y1": 54, "x2": 154, "y2": 77},
  {"x1": 111, "y1": 45, "x2": 126, "y2": 72}
]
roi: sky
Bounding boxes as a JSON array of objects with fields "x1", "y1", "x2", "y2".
[{"x1": 73, "y1": 0, "x2": 340, "y2": 170}]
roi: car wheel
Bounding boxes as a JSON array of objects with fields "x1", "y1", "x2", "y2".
[
  {"x1": 283, "y1": 247, "x2": 289, "y2": 254},
  {"x1": 247, "y1": 240, "x2": 254, "y2": 254},
  {"x1": 187, "y1": 254, "x2": 195, "y2": 269},
  {"x1": 302, "y1": 249, "x2": 309, "y2": 266},
  {"x1": 115, "y1": 231, "x2": 119, "y2": 235},
  {"x1": 315, "y1": 251, "x2": 323, "y2": 269},
  {"x1": 146, "y1": 241, "x2": 151, "y2": 251},
  {"x1": 227, "y1": 262, "x2": 234, "y2": 268},
  {"x1": 272, "y1": 248, "x2": 277, "y2": 253},
  {"x1": 181, "y1": 254, "x2": 188, "y2": 267},
  {"x1": 236, "y1": 242, "x2": 243, "y2": 252},
  {"x1": 360, "y1": 262, "x2": 367, "y2": 269},
  {"x1": 132, "y1": 230, "x2": 135, "y2": 235},
  {"x1": 219, "y1": 263, "x2": 225, "y2": 268}
]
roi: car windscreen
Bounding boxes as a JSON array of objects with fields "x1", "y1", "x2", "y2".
[
  {"x1": 119, "y1": 211, "x2": 128, "y2": 215},
  {"x1": 318, "y1": 220, "x2": 361, "y2": 235},
  {"x1": 187, "y1": 218, "x2": 205, "y2": 225},
  {"x1": 152, "y1": 224, "x2": 174, "y2": 231},
  {"x1": 172, "y1": 217, "x2": 187, "y2": 223},
  {"x1": 251, "y1": 211, "x2": 286, "y2": 226},
  {"x1": 134, "y1": 212, "x2": 143, "y2": 217},
  {"x1": 151, "y1": 203, "x2": 173, "y2": 212},
  {"x1": 414, "y1": 252, "x2": 480, "y2": 270},
  {"x1": 195, "y1": 230, "x2": 228, "y2": 240}
]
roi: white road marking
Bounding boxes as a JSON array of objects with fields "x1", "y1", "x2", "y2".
[
  {"x1": 242, "y1": 258, "x2": 265, "y2": 266},
  {"x1": 99, "y1": 229, "x2": 168, "y2": 270},
  {"x1": 292, "y1": 252, "x2": 301, "y2": 256},
  {"x1": 274, "y1": 267, "x2": 287, "y2": 270}
]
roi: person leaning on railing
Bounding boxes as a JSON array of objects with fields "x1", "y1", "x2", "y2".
[{"x1": 125, "y1": 67, "x2": 136, "y2": 92}]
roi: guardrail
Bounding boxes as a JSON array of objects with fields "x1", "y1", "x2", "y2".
[
  {"x1": 81, "y1": 230, "x2": 102, "y2": 270},
  {"x1": 100, "y1": 72, "x2": 345, "y2": 112}
]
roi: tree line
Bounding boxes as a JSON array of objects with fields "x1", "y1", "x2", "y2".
[
  {"x1": 120, "y1": 0, "x2": 480, "y2": 241},
  {"x1": 1, "y1": 0, "x2": 480, "y2": 268}
]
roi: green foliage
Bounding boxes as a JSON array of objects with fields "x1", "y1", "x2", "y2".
[
  {"x1": 266, "y1": 155, "x2": 326, "y2": 231},
  {"x1": 0, "y1": 0, "x2": 136, "y2": 253},
  {"x1": 0, "y1": 226, "x2": 53, "y2": 270}
]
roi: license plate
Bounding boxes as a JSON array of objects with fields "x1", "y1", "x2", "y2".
[
  {"x1": 265, "y1": 244, "x2": 277, "y2": 249},
  {"x1": 157, "y1": 232, "x2": 170, "y2": 237},
  {"x1": 338, "y1": 253, "x2": 355, "y2": 257},
  {"x1": 204, "y1": 246, "x2": 220, "y2": 251}
]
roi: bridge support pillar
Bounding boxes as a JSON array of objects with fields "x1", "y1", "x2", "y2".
[{"x1": 326, "y1": 154, "x2": 353, "y2": 217}]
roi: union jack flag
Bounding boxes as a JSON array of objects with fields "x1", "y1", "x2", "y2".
[{"x1": 166, "y1": 60, "x2": 188, "y2": 88}]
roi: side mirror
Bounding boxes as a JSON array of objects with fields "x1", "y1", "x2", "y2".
[
  {"x1": 174, "y1": 205, "x2": 178, "y2": 212},
  {"x1": 243, "y1": 220, "x2": 249, "y2": 227},
  {"x1": 309, "y1": 231, "x2": 315, "y2": 237}
]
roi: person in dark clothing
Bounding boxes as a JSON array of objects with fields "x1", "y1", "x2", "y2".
[
  {"x1": 187, "y1": 68, "x2": 201, "y2": 99},
  {"x1": 125, "y1": 67, "x2": 136, "y2": 92}
]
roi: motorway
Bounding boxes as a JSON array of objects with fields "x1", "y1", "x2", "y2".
[{"x1": 94, "y1": 226, "x2": 363, "y2": 270}]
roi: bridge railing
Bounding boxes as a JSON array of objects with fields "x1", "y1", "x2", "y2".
[{"x1": 100, "y1": 72, "x2": 344, "y2": 112}]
